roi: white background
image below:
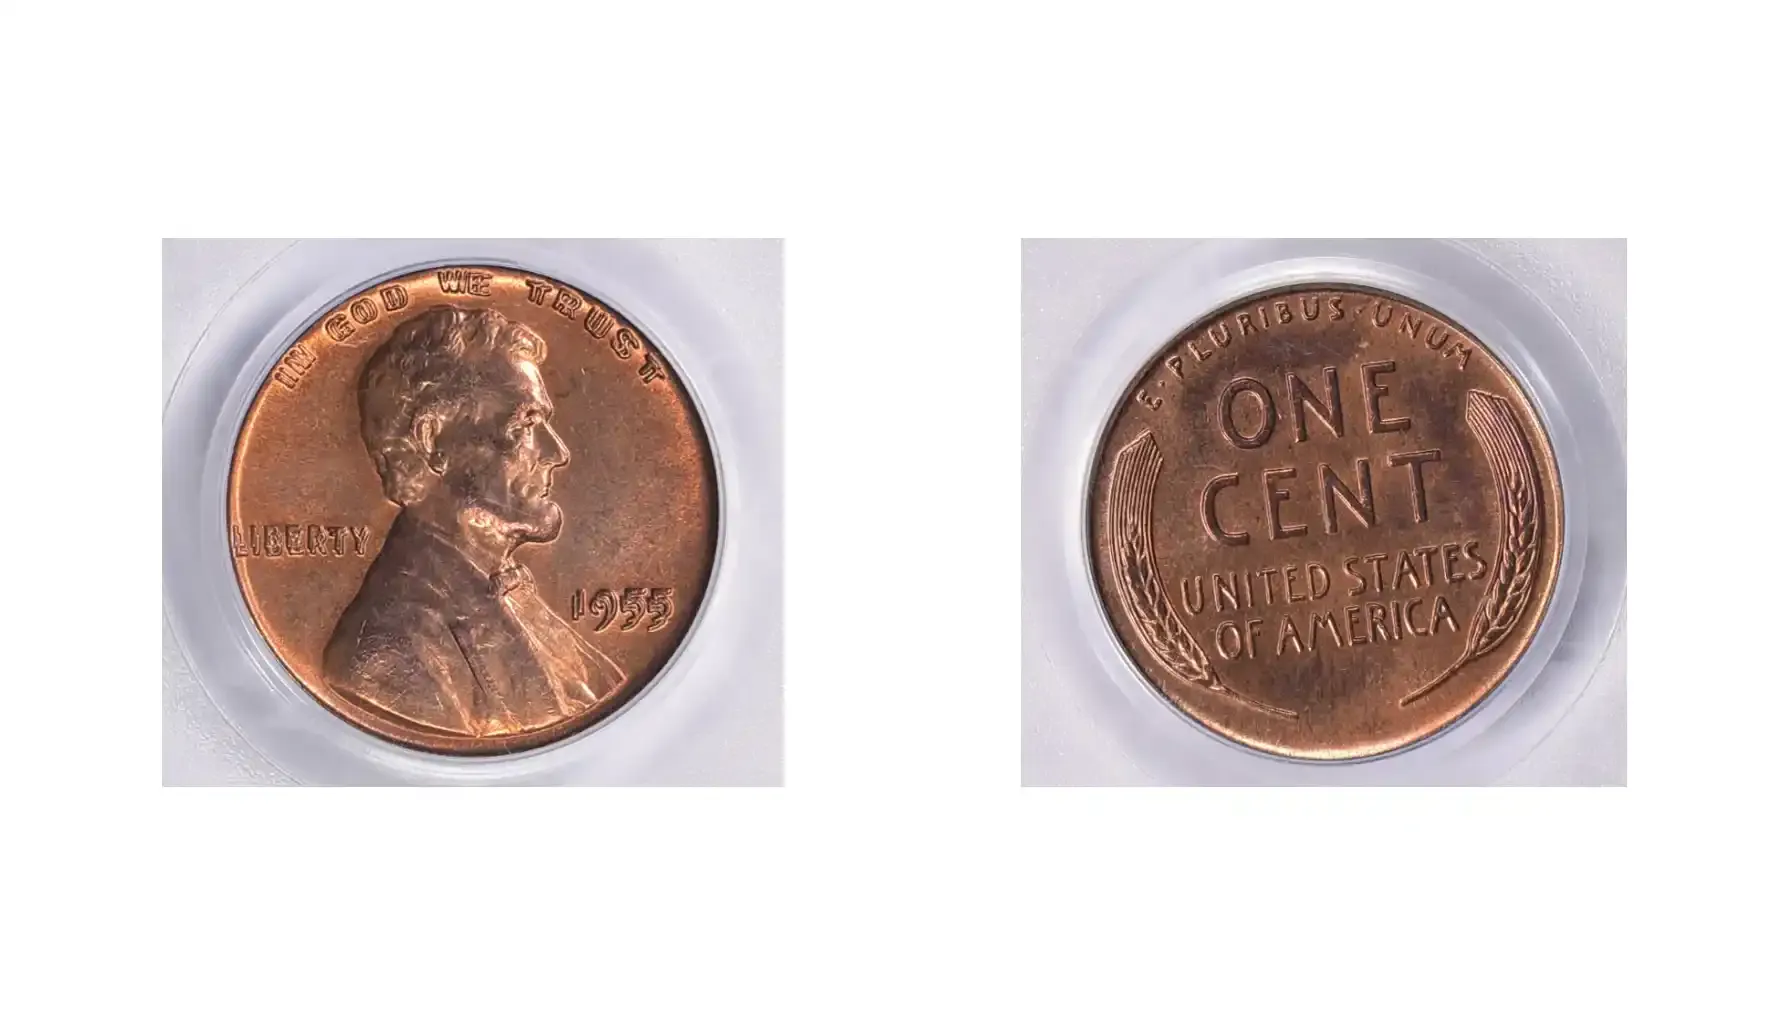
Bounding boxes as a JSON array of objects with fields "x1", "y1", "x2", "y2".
[
  {"x1": 1022, "y1": 239, "x2": 1626, "y2": 784},
  {"x1": 5, "y1": 2, "x2": 1784, "y2": 1021}
]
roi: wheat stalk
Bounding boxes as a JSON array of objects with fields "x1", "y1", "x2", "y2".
[
  {"x1": 1109, "y1": 433, "x2": 1297, "y2": 720},
  {"x1": 1402, "y1": 392, "x2": 1543, "y2": 707},
  {"x1": 1119, "y1": 525, "x2": 1215, "y2": 683}
]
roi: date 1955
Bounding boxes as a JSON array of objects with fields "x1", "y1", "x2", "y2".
[{"x1": 570, "y1": 587, "x2": 675, "y2": 632}]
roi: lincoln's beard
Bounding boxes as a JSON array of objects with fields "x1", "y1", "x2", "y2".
[
  {"x1": 463, "y1": 492, "x2": 563, "y2": 548},
  {"x1": 443, "y1": 451, "x2": 566, "y2": 551},
  {"x1": 511, "y1": 499, "x2": 563, "y2": 545}
]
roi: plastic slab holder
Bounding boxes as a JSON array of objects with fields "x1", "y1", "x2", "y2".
[
  {"x1": 164, "y1": 240, "x2": 778, "y2": 784},
  {"x1": 1024, "y1": 239, "x2": 1626, "y2": 784}
]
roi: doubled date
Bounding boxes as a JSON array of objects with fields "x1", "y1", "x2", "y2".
[{"x1": 570, "y1": 587, "x2": 676, "y2": 633}]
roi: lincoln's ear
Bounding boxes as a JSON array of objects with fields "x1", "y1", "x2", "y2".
[{"x1": 414, "y1": 413, "x2": 445, "y2": 474}]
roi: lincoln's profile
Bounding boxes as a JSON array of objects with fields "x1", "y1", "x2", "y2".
[{"x1": 324, "y1": 306, "x2": 624, "y2": 737}]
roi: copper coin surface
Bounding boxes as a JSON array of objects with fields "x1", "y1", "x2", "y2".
[
  {"x1": 1089, "y1": 286, "x2": 1563, "y2": 759},
  {"x1": 229, "y1": 265, "x2": 718, "y2": 755}
]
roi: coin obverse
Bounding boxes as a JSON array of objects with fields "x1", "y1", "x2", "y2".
[
  {"x1": 229, "y1": 266, "x2": 718, "y2": 755},
  {"x1": 1089, "y1": 286, "x2": 1564, "y2": 760}
]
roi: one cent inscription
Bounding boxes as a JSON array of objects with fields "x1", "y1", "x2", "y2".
[
  {"x1": 229, "y1": 266, "x2": 718, "y2": 755},
  {"x1": 1091, "y1": 287, "x2": 1562, "y2": 760}
]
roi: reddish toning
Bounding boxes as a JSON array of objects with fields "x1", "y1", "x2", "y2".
[
  {"x1": 1090, "y1": 287, "x2": 1562, "y2": 760},
  {"x1": 230, "y1": 266, "x2": 718, "y2": 755}
]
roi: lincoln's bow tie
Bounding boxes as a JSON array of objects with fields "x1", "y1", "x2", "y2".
[{"x1": 490, "y1": 561, "x2": 535, "y2": 598}]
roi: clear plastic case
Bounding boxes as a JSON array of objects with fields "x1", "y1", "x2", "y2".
[
  {"x1": 1022, "y1": 239, "x2": 1626, "y2": 784},
  {"x1": 163, "y1": 240, "x2": 782, "y2": 784}
]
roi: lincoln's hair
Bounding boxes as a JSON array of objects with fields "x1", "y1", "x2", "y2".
[{"x1": 358, "y1": 306, "x2": 548, "y2": 505}]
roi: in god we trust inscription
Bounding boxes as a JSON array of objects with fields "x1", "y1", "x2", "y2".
[
  {"x1": 229, "y1": 265, "x2": 718, "y2": 755},
  {"x1": 1089, "y1": 287, "x2": 1563, "y2": 760}
]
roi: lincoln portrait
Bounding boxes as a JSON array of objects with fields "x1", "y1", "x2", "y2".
[{"x1": 324, "y1": 306, "x2": 624, "y2": 737}]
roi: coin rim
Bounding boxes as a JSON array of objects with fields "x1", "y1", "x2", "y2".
[
  {"x1": 223, "y1": 260, "x2": 728, "y2": 758},
  {"x1": 1079, "y1": 282, "x2": 1567, "y2": 763}
]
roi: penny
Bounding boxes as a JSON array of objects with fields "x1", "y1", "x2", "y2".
[
  {"x1": 229, "y1": 265, "x2": 718, "y2": 755},
  {"x1": 1088, "y1": 286, "x2": 1563, "y2": 760}
]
